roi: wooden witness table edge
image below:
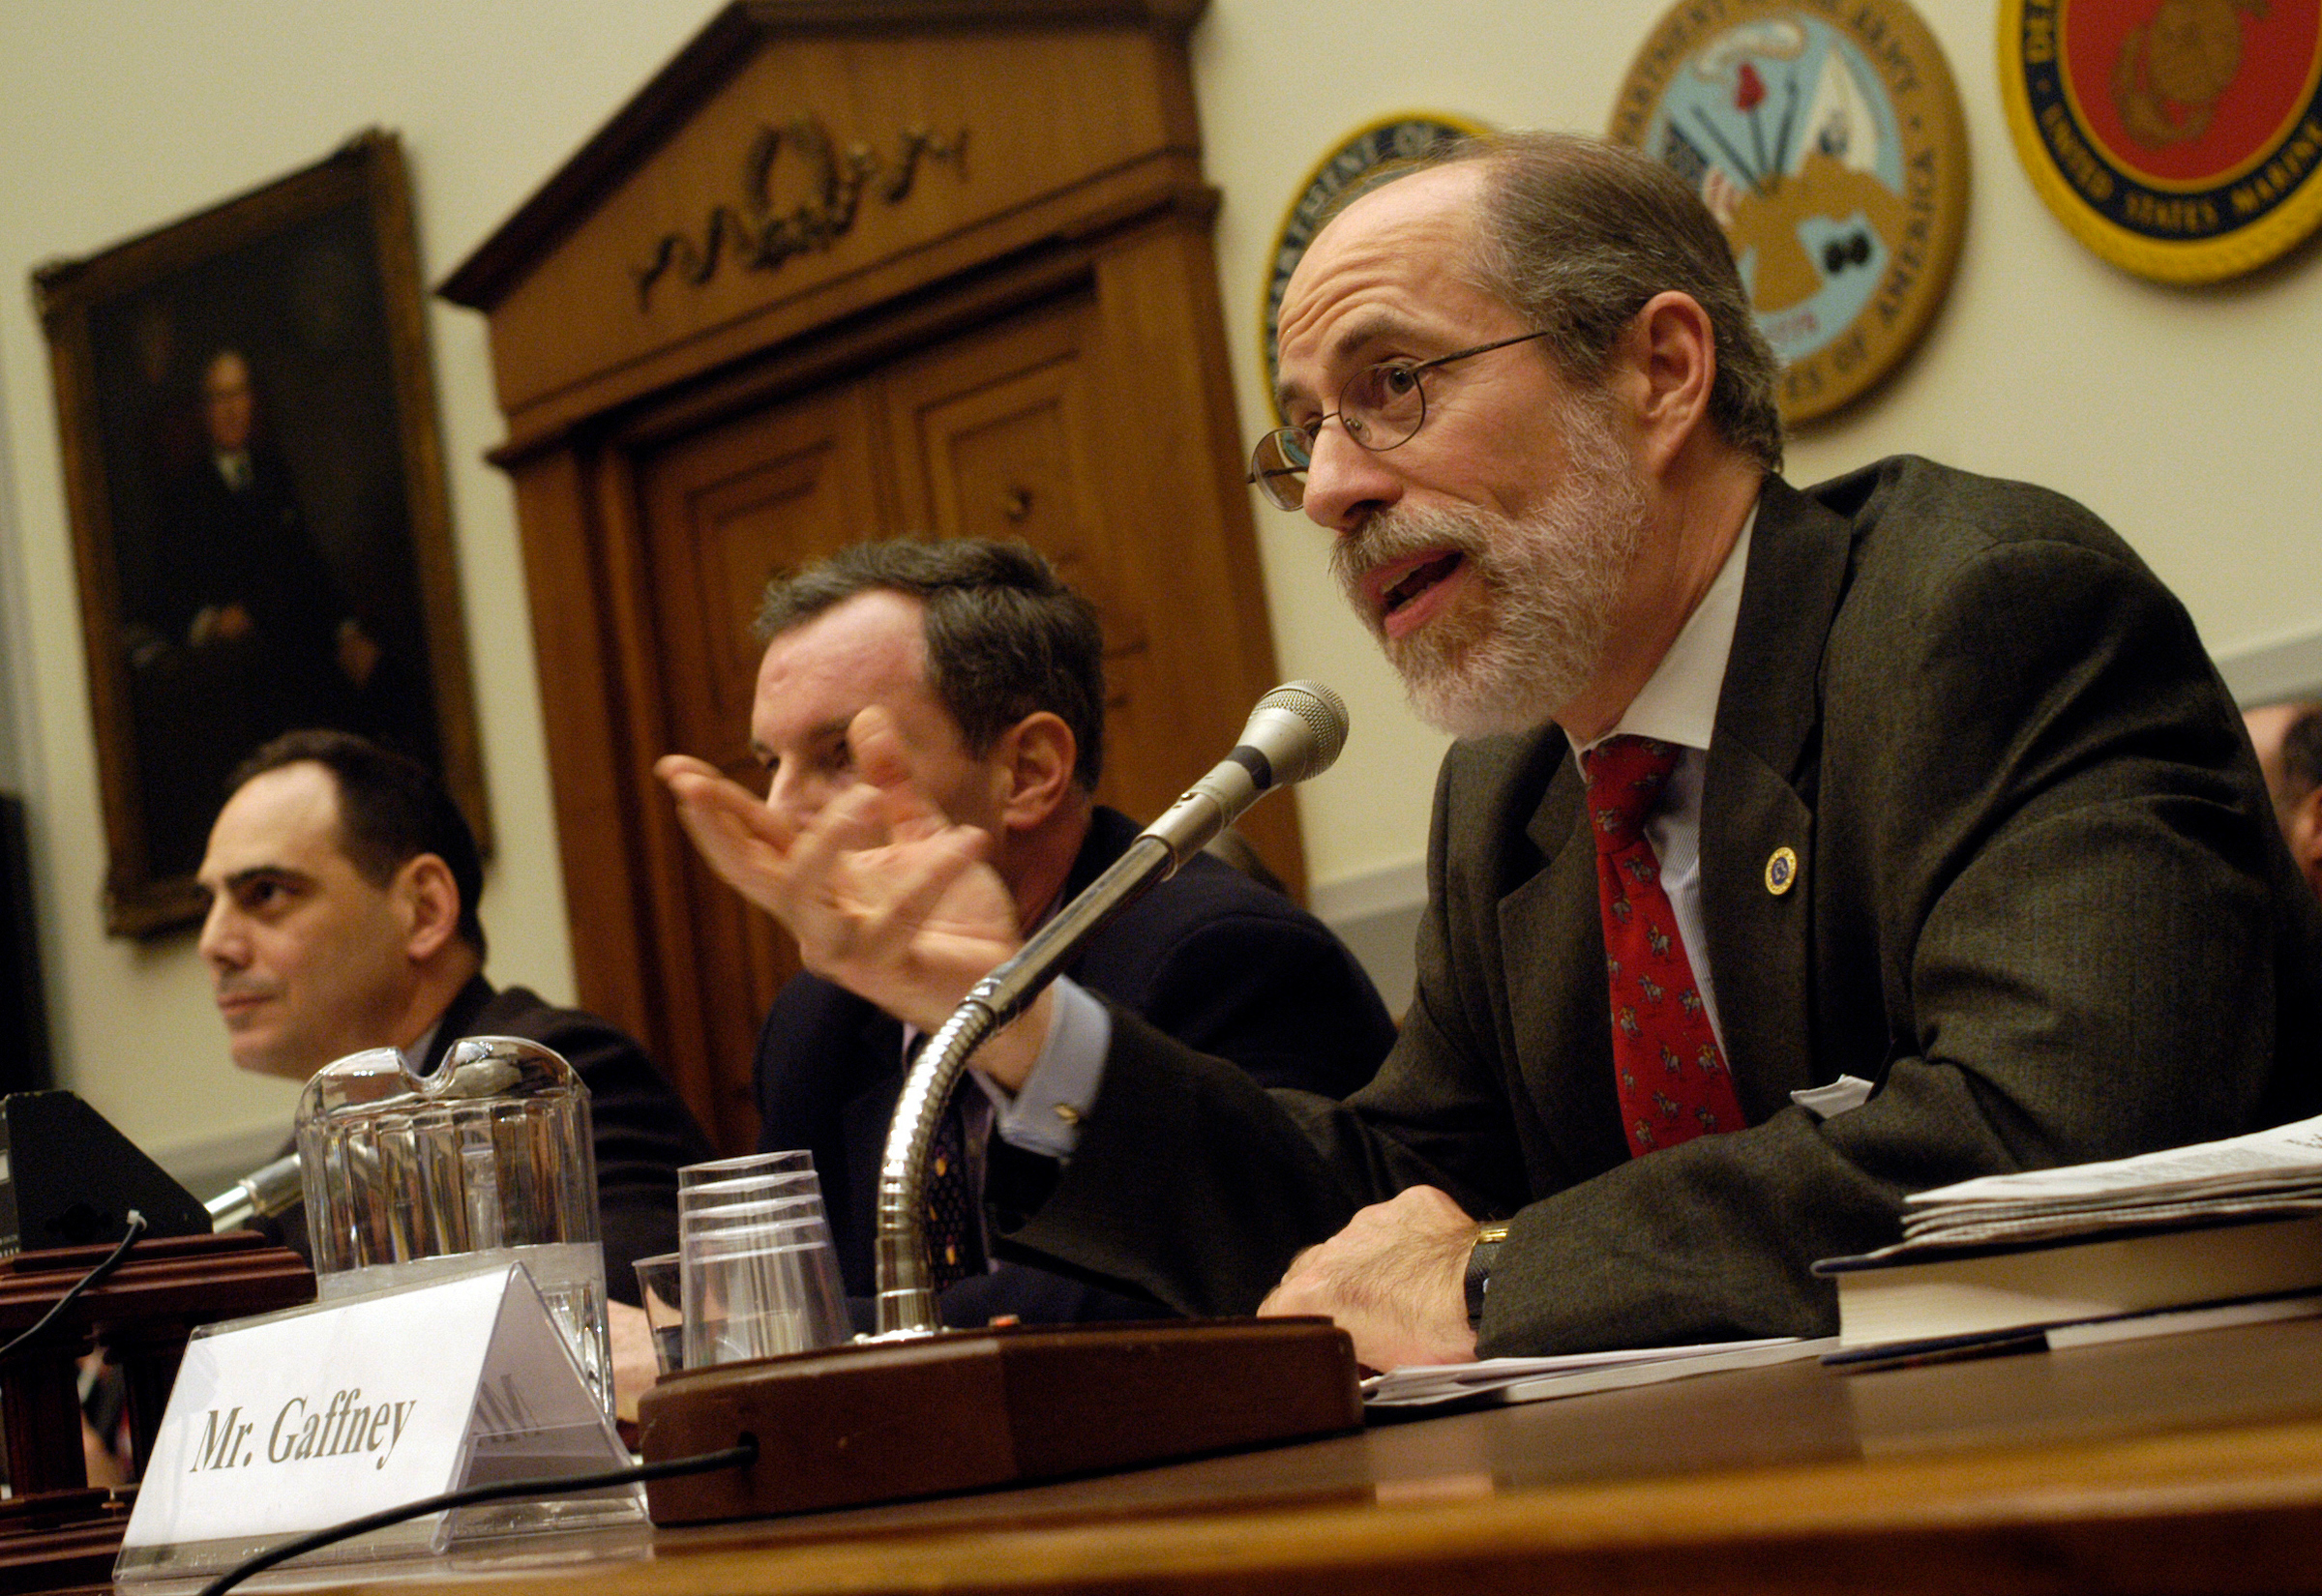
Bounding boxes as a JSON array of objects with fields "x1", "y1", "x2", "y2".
[{"x1": 298, "y1": 1414, "x2": 2322, "y2": 1596}]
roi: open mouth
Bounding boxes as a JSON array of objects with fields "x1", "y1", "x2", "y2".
[{"x1": 1380, "y1": 551, "x2": 1465, "y2": 620}]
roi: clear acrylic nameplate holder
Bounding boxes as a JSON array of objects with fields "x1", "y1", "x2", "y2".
[{"x1": 115, "y1": 1261, "x2": 643, "y2": 1587}]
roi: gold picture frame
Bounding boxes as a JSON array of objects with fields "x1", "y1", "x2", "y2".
[{"x1": 34, "y1": 130, "x2": 484, "y2": 936}]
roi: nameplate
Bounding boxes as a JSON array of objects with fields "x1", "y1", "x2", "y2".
[{"x1": 118, "y1": 1264, "x2": 639, "y2": 1581}]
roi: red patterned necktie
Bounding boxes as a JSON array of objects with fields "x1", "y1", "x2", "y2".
[{"x1": 1582, "y1": 735, "x2": 1745, "y2": 1157}]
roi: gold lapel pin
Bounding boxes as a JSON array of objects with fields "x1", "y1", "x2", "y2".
[{"x1": 1765, "y1": 845, "x2": 1799, "y2": 896}]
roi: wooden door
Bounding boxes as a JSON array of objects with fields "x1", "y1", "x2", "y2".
[
  {"x1": 445, "y1": 7, "x2": 1287, "y2": 1160},
  {"x1": 636, "y1": 383, "x2": 891, "y2": 1146},
  {"x1": 633, "y1": 289, "x2": 1298, "y2": 1149},
  {"x1": 881, "y1": 297, "x2": 1179, "y2": 826}
]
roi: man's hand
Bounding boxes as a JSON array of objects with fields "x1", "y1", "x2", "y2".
[
  {"x1": 656, "y1": 706, "x2": 1027, "y2": 1039},
  {"x1": 608, "y1": 1299, "x2": 658, "y2": 1427},
  {"x1": 1258, "y1": 1186, "x2": 1481, "y2": 1371}
]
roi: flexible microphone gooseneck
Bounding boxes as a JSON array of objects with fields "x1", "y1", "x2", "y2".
[
  {"x1": 205, "y1": 1151, "x2": 304, "y2": 1231},
  {"x1": 871, "y1": 682, "x2": 1349, "y2": 1337}
]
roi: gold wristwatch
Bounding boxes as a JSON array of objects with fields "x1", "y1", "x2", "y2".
[{"x1": 1463, "y1": 1222, "x2": 1510, "y2": 1331}]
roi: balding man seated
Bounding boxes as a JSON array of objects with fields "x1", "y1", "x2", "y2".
[
  {"x1": 671, "y1": 132, "x2": 2322, "y2": 1370},
  {"x1": 197, "y1": 729, "x2": 715, "y2": 1296}
]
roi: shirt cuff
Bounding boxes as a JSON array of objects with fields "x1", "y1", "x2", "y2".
[{"x1": 974, "y1": 977, "x2": 1111, "y2": 1162}]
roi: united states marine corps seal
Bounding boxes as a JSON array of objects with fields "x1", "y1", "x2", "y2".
[
  {"x1": 2000, "y1": 0, "x2": 2322, "y2": 282},
  {"x1": 1609, "y1": 0, "x2": 1970, "y2": 424},
  {"x1": 1261, "y1": 112, "x2": 1491, "y2": 423}
]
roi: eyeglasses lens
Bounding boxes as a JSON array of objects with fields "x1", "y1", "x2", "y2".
[
  {"x1": 1341, "y1": 363, "x2": 1425, "y2": 451},
  {"x1": 1247, "y1": 361, "x2": 1430, "y2": 511},
  {"x1": 1251, "y1": 429, "x2": 1310, "y2": 510}
]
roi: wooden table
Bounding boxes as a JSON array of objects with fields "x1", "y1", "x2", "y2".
[{"x1": 216, "y1": 1316, "x2": 2322, "y2": 1594}]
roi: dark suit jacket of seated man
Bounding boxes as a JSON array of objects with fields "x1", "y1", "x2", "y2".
[
  {"x1": 746, "y1": 133, "x2": 2322, "y2": 1369},
  {"x1": 755, "y1": 802, "x2": 1396, "y2": 1327},
  {"x1": 669, "y1": 538, "x2": 1396, "y2": 1329}
]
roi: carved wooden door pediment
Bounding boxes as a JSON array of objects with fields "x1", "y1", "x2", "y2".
[
  {"x1": 442, "y1": 0, "x2": 1291, "y2": 1149},
  {"x1": 444, "y1": 1, "x2": 1211, "y2": 452}
]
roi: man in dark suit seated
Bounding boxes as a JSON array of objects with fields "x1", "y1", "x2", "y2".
[
  {"x1": 196, "y1": 729, "x2": 715, "y2": 1298},
  {"x1": 672, "y1": 131, "x2": 2322, "y2": 1371},
  {"x1": 658, "y1": 538, "x2": 1396, "y2": 1328}
]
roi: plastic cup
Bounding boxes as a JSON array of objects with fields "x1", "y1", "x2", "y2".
[
  {"x1": 632, "y1": 1252, "x2": 684, "y2": 1374},
  {"x1": 677, "y1": 1180, "x2": 823, "y2": 1212},
  {"x1": 679, "y1": 1215, "x2": 846, "y2": 1368},
  {"x1": 673, "y1": 1150, "x2": 846, "y2": 1368},
  {"x1": 679, "y1": 1193, "x2": 827, "y2": 1236},
  {"x1": 677, "y1": 1149, "x2": 817, "y2": 1191}
]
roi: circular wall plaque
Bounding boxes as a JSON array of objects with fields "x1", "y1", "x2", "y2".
[
  {"x1": 1259, "y1": 112, "x2": 1493, "y2": 425},
  {"x1": 1610, "y1": 0, "x2": 1971, "y2": 424},
  {"x1": 1999, "y1": 0, "x2": 2322, "y2": 283}
]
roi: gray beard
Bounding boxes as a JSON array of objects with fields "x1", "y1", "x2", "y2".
[{"x1": 1332, "y1": 399, "x2": 1648, "y2": 738}]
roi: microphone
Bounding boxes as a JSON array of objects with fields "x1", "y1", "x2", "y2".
[
  {"x1": 204, "y1": 1151, "x2": 304, "y2": 1231},
  {"x1": 1139, "y1": 682, "x2": 1349, "y2": 868},
  {"x1": 873, "y1": 682, "x2": 1348, "y2": 1335},
  {"x1": 968, "y1": 680, "x2": 1347, "y2": 1022}
]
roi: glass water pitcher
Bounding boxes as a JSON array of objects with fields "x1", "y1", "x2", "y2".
[{"x1": 294, "y1": 1036, "x2": 613, "y2": 1414}]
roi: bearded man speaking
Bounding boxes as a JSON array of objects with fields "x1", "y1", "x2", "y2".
[{"x1": 669, "y1": 131, "x2": 2322, "y2": 1369}]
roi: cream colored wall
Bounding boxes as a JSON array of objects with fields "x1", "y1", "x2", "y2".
[
  {"x1": 0, "y1": 1, "x2": 715, "y2": 1167},
  {"x1": 3, "y1": 0, "x2": 2319, "y2": 1163}
]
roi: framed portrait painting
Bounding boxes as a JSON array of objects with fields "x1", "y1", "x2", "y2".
[{"x1": 34, "y1": 130, "x2": 483, "y2": 936}]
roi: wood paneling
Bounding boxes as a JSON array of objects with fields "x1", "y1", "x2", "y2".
[
  {"x1": 637, "y1": 385, "x2": 889, "y2": 1143},
  {"x1": 244, "y1": 1316, "x2": 2322, "y2": 1595},
  {"x1": 443, "y1": 1, "x2": 1289, "y2": 1149}
]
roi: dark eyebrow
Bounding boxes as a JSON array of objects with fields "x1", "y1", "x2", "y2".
[{"x1": 222, "y1": 864, "x2": 310, "y2": 894}]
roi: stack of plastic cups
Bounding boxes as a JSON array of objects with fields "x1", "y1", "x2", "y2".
[{"x1": 675, "y1": 1150, "x2": 848, "y2": 1370}]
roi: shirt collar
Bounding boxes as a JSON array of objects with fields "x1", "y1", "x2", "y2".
[
  {"x1": 401, "y1": 1017, "x2": 444, "y2": 1076},
  {"x1": 1573, "y1": 499, "x2": 1757, "y2": 759}
]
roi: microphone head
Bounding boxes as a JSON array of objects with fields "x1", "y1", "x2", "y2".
[{"x1": 1242, "y1": 681, "x2": 1350, "y2": 787}]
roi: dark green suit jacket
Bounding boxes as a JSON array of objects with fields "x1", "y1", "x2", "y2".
[{"x1": 995, "y1": 458, "x2": 2322, "y2": 1353}]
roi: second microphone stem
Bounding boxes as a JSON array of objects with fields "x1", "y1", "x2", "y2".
[{"x1": 871, "y1": 832, "x2": 1178, "y2": 1337}]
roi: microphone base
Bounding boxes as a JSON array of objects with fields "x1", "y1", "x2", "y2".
[{"x1": 636, "y1": 1316, "x2": 1362, "y2": 1524}]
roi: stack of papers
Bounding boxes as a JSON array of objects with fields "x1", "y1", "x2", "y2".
[
  {"x1": 1814, "y1": 1114, "x2": 2322, "y2": 1359},
  {"x1": 1890, "y1": 1113, "x2": 2322, "y2": 1255},
  {"x1": 1361, "y1": 1337, "x2": 1827, "y2": 1409}
]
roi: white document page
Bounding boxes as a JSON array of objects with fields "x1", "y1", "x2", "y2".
[{"x1": 1363, "y1": 1337, "x2": 1825, "y2": 1407}]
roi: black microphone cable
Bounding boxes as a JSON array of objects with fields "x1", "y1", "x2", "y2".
[
  {"x1": 0, "y1": 1209, "x2": 755, "y2": 1595},
  {"x1": 0, "y1": 1208, "x2": 148, "y2": 1361},
  {"x1": 194, "y1": 1434, "x2": 759, "y2": 1596}
]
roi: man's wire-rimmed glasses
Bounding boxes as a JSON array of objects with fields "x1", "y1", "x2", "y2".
[{"x1": 1246, "y1": 329, "x2": 1555, "y2": 511}]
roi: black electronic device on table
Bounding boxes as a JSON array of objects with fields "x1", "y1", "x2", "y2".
[{"x1": 0, "y1": 1090, "x2": 212, "y2": 1258}]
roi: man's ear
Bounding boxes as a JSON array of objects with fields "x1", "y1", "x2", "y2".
[
  {"x1": 1611, "y1": 290, "x2": 1716, "y2": 475},
  {"x1": 995, "y1": 712, "x2": 1079, "y2": 833},
  {"x1": 395, "y1": 853, "x2": 463, "y2": 963}
]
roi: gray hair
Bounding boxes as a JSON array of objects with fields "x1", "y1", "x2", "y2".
[
  {"x1": 1423, "y1": 132, "x2": 1783, "y2": 471},
  {"x1": 756, "y1": 538, "x2": 1106, "y2": 790}
]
